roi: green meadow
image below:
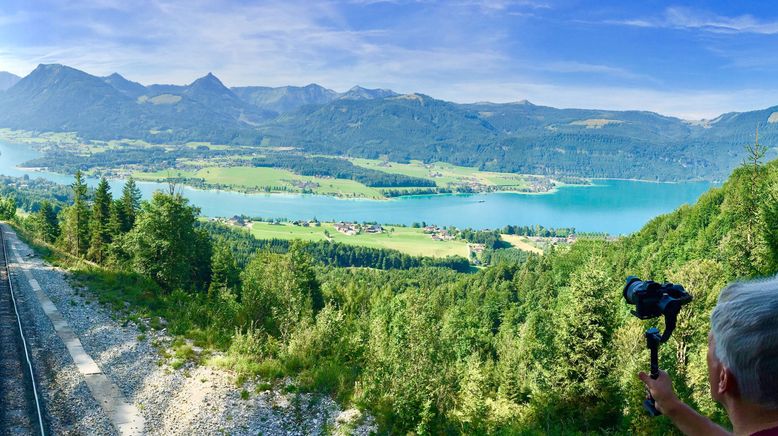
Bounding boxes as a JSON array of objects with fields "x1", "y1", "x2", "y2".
[
  {"x1": 248, "y1": 221, "x2": 470, "y2": 258},
  {"x1": 134, "y1": 166, "x2": 385, "y2": 198}
]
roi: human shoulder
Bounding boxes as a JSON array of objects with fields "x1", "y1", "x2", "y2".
[{"x1": 752, "y1": 426, "x2": 778, "y2": 436}]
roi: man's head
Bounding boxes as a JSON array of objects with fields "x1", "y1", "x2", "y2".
[{"x1": 708, "y1": 276, "x2": 778, "y2": 409}]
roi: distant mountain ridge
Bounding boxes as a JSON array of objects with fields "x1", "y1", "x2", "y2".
[
  {"x1": 0, "y1": 71, "x2": 21, "y2": 91},
  {"x1": 231, "y1": 83, "x2": 398, "y2": 113},
  {"x1": 232, "y1": 84, "x2": 339, "y2": 113},
  {"x1": 0, "y1": 64, "x2": 263, "y2": 144},
  {"x1": 1, "y1": 63, "x2": 777, "y2": 181}
]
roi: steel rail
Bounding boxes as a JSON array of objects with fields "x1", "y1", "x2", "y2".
[{"x1": 1, "y1": 225, "x2": 46, "y2": 436}]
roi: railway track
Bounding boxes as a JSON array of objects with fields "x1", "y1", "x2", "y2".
[{"x1": 0, "y1": 227, "x2": 46, "y2": 435}]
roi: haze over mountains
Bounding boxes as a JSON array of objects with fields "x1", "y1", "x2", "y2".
[
  {"x1": 0, "y1": 72, "x2": 20, "y2": 91},
  {"x1": 0, "y1": 63, "x2": 776, "y2": 181}
]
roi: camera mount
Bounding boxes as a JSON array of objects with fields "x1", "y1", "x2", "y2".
[
  {"x1": 623, "y1": 276, "x2": 692, "y2": 417},
  {"x1": 644, "y1": 327, "x2": 662, "y2": 416}
]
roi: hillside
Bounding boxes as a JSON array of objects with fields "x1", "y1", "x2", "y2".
[
  {"x1": 261, "y1": 93, "x2": 500, "y2": 167},
  {"x1": 8, "y1": 150, "x2": 775, "y2": 434},
  {"x1": 261, "y1": 95, "x2": 726, "y2": 180},
  {"x1": 0, "y1": 64, "x2": 263, "y2": 145},
  {"x1": 231, "y1": 84, "x2": 339, "y2": 113},
  {"x1": 230, "y1": 83, "x2": 399, "y2": 113},
  {"x1": 2, "y1": 64, "x2": 778, "y2": 181}
]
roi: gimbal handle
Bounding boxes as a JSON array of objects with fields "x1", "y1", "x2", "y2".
[{"x1": 644, "y1": 327, "x2": 662, "y2": 417}]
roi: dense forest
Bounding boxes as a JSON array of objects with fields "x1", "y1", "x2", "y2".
[
  {"x1": 5, "y1": 150, "x2": 775, "y2": 433},
  {"x1": 21, "y1": 145, "x2": 258, "y2": 174},
  {"x1": 251, "y1": 155, "x2": 436, "y2": 188},
  {"x1": 200, "y1": 221, "x2": 471, "y2": 271}
]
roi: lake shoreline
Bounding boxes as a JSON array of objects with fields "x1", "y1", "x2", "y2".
[{"x1": 0, "y1": 140, "x2": 714, "y2": 234}]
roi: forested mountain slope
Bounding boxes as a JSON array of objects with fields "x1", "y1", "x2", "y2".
[
  {"x1": 262, "y1": 93, "x2": 500, "y2": 167},
  {"x1": 262, "y1": 95, "x2": 731, "y2": 180},
  {"x1": 300, "y1": 155, "x2": 770, "y2": 433},
  {"x1": 0, "y1": 64, "x2": 264, "y2": 144},
  {"x1": 231, "y1": 84, "x2": 339, "y2": 113},
  {"x1": 10, "y1": 154, "x2": 775, "y2": 433}
]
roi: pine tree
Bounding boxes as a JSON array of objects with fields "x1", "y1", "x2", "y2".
[
  {"x1": 34, "y1": 201, "x2": 59, "y2": 243},
  {"x1": 87, "y1": 178, "x2": 112, "y2": 263},
  {"x1": 120, "y1": 176, "x2": 142, "y2": 232},
  {"x1": 60, "y1": 170, "x2": 90, "y2": 257},
  {"x1": 550, "y1": 257, "x2": 619, "y2": 425},
  {"x1": 743, "y1": 126, "x2": 768, "y2": 247},
  {"x1": 452, "y1": 354, "x2": 490, "y2": 433},
  {"x1": 107, "y1": 199, "x2": 126, "y2": 237}
]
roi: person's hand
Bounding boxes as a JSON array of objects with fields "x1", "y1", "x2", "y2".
[{"x1": 638, "y1": 370, "x2": 681, "y2": 415}]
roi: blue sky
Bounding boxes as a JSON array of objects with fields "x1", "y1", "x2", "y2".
[{"x1": 2, "y1": 0, "x2": 778, "y2": 118}]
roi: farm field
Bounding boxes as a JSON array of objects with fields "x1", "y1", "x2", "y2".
[
  {"x1": 131, "y1": 157, "x2": 569, "y2": 199},
  {"x1": 248, "y1": 221, "x2": 470, "y2": 258},
  {"x1": 500, "y1": 233, "x2": 544, "y2": 254},
  {"x1": 4, "y1": 126, "x2": 581, "y2": 199}
]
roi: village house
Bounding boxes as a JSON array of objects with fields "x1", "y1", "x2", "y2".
[
  {"x1": 334, "y1": 222, "x2": 359, "y2": 236},
  {"x1": 228, "y1": 215, "x2": 245, "y2": 226},
  {"x1": 468, "y1": 243, "x2": 486, "y2": 254}
]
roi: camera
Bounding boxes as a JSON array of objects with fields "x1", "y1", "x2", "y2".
[
  {"x1": 623, "y1": 276, "x2": 693, "y2": 417},
  {"x1": 624, "y1": 276, "x2": 692, "y2": 342}
]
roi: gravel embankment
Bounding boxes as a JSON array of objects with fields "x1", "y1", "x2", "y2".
[
  {"x1": 8, "y1": 234, "x2": 115, "y2": 435},
  {"x1": 8, "y1": 229, "x2": 376, "y2": 435}
]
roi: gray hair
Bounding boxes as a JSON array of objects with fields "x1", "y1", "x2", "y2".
[{"x1": 711, "y1": 275, "x2": 778, "y2": 409}]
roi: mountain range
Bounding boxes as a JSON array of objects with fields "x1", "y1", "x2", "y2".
[
  {"x1": 0, "y1": 63, "x2": 776, "y2": 181},
  {"x1": 0, "y1": 72, "x2": 20, "y2": 91}
]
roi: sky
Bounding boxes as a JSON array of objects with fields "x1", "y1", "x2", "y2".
[{"x1": 2, "y1": 0, "x2": 778, "y2": 119}]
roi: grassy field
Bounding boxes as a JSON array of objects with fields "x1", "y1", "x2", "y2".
[
  {"x1": 0, "y1": 129, "x2": 80, "y2": 146},
  {"x1": 133, "y1": 156, "x2": 556, "y2": 199},
  {"x1": 500, "y1": 234, "x2": 544, "y2": 254},
  {"x1": 249, "y1": 221, "x2": 470, "y2": 258},
  {"x1": 134, "y1": 166, "x2": 385, "y2": 198},
  {"x1": 133, "y1": 157, "x2": 567, "y2": 199},
  {"x1": 1, "y1": 127, "x2": 575, "y2": 199}
]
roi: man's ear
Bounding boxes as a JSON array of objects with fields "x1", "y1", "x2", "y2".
[{"x1": 719, "y1": 366, "x2": 738, "y2": 397}]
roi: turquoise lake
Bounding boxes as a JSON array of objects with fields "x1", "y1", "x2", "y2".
[{"x1": 0, "y1": 141, "x2": 714, "y2": 235}]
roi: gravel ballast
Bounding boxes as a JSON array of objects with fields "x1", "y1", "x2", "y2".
[{"x1": 6, "y1": 227, "x2": 376, "y2": 435}]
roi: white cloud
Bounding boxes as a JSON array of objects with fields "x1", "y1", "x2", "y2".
[
  {"x1": 610, "y1": 7, "x2": 778, "y2": 35},
  {"x1": 0, "y1": 0, "x2": 517, "y2": 89},
  {"x1": 531, "y1": 61, "x2": 658, "y2": 82},
  {"x1": 4, "y1": 1, "x2": 778, "y2": 119}
]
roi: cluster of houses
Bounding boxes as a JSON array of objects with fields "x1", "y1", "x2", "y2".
[
  {"x1": 290, "y1": 220, "x2": 318, "y2": 227},
  {"x1": 222, "y1": 215, "x2": 251, "y2": 227},
  {"x1": 422, "y1": 225, "x2": 455, "y2": 241},
  {"x1": 526, "y1": 234, "x2": 578, "y2": 245},
  {"x1": 333, "y1": 222, "x2": 383, "y2": 236}
]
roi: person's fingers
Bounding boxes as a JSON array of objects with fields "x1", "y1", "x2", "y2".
[{"x1": 638, "y1": 371, "x2": 650, "y2": 385}]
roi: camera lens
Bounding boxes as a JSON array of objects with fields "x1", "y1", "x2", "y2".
[{"x1": 624, "y1": 276, "x2": 642, "y2": 304}]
